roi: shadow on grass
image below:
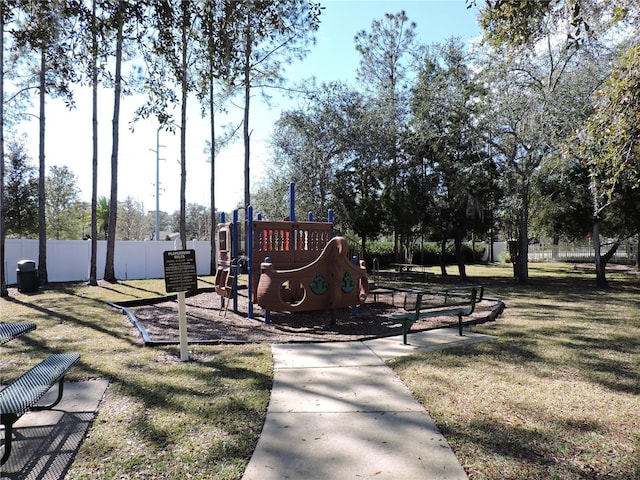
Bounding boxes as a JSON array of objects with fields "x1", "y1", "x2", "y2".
[
  {"x1": 3, "y1": 293, "x2": 142, "y2": 349},
  {"x1": 98, "y1": 348, "x2": 272, "y2": 456},
  {"x1": 98, "y1": 280, "x2": 166, "y2": 298},
  {"x1": 448, "y1": 417, "x2": 601, "y2": 478}
]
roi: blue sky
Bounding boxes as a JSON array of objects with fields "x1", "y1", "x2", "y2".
[
  {"x1": 294, "y1": 0, "x2": 481, "y2": 83},
  {"x1": 18, "y1": 1, "x2": 482, "y2": 215}
]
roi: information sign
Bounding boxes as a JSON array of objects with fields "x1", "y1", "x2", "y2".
[{"x1": 163, "y1": 249, "x2": 198, "y2": 293}]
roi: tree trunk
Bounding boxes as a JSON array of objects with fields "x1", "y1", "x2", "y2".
[
  {"x1": 89, "y1": 0, "x2": 98, "y2": 286},
  {"x1": 209, "y1": 75, "x2": 217, "y2": 275},
  {"x1": 0, "y1": 9, "x2": 7, "y2": 296},
  {"x1": 37, "y1": 48, "x2": 48, "y2": 285},
  {"x1": 104, "y1": 10, "x2": 123, "y2": 283},
  {"x1": 593, "y1": 222, "x2": 606, "y2": 287},
  {"x1": 592, "y1": 222, "x2": 620, "y2": 288},
  {"x1": 454, "y1": 234, "x2": 467, "y2": 280},
  {"x1": 439, "y1": 236, "x2": 448, "y2": 276},
  {"x1": 515, "y1": 184, "x2": 530, "y2": 284},
  {"x1": 243, "y1": 22, "x2": 251, "y2": 210},
  {"x1": 179, "y1": 10, "x2": 188, "y2": 250}
]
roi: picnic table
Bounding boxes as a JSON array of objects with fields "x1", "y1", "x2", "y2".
[
  {"x1": 0, "y1": 322, "x2": 37, "y2": 345},
  {"x1": 391, "y1": 285, "x2": 483, "y2": 344},
  {"x1": 389, "y1": 263, "x2": 422, "y2": 272},
  {"x1": 1, "y1": 321, "x2": 80, "y2": 466},
  {"x1": 388, "y1": 263, "x2": 433, "y2": 281}
]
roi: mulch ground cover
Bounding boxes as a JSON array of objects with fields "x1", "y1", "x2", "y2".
[{"x1": 122, "y1": 288, "x2": 504, "y2": 344}]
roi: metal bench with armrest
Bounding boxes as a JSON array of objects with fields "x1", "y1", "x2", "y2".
[
  {"x1": 0, "y1": 352, "x2": 80, "y2": 465},
  {"x1": 0, "y1": 323, "x2": 37, "y2": 346},
  {"x1": 390, "y1": 286, "x2": 483, "y2": 344}
]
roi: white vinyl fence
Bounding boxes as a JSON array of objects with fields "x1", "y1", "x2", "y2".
[
  {"x1": 528, "y1": 240, "x2": 637, "y2": 264},
  {"x1": 4, "y1": 239, "x2": 213, "y2": 285}
]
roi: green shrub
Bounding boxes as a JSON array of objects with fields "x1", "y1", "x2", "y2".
[
  {"x1": 364, "y1": 240, "x2": 394, "y2": 269},
  {"x1": 357, "y1": 239, "x2": 486, "y2": 269},
  {"x1": 411, "y1": 242, "x2": 486, "y2": 266}
]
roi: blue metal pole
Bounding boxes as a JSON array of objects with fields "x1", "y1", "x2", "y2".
[
  {"x1": 289, "y1": 182, "x2": 295, "y2": 221},
  {"x1": 232, "y1": 209, "x2": 239, "y2": 312},
  {"x1": 247, "y1": 205, "x2": 254, "y2": 319},
  {"x1": 351, "y1": 255, "x2": 359, "y2": 317},
  {"x1": 264, "y1": 256, "x2": 272, "y2": 324},
  {"x1": 328, "y1": 209, "x2": 334, "y2": 237}
]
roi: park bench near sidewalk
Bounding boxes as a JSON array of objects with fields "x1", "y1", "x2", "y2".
[
  {"x1": 391, "y1": 285, "x2": 483, "y2": 345},
  {"x1": 0, "y1": 322, "x2": 37, "y2": 345},
  {"x1": 389, "y1": 263, "x2": 434, "y2": 282},
  {"x1": 1, "y1": 322, "x2": 80, "y2": 466}
]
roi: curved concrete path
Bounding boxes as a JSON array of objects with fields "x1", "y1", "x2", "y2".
[{"x1": 243, "y1": 328, "x2": 495, "y2": 480}]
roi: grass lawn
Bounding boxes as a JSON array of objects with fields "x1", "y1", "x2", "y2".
[
  {"x1": 1, "y1": 263, "x2": 639, "y2": 479},
  {"x1": 391, "y1": 263, "x2": 640, "y2": 479},
  {"x1": 1, "y1": 278, "x2": 272, "y2": 479}
]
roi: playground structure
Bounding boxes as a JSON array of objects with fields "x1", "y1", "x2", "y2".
[
  {"x1": 256, "y1": 233, "x2": 368, "y2": 314},
  {"x1": 213, "y1": 223, "x2": 235, "y2": 302},
  {"x1": 214, "y1": 183, "x2": 369, "y2": 322}
]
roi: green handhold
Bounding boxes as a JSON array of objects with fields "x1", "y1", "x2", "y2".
[
  {"x1": 310, "y1": 272, "x2": 329, "y2": 295},
  {"x1": 342, "y1": 272, "x2": 355, "y2": 293}
]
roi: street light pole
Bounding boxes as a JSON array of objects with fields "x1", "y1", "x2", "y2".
[
  {"x1": 156, "y1": 127, "x2": 160, "y2": 241},
  {"x1": 151, "y1": 126, "x2": 165, "y2": 241}
]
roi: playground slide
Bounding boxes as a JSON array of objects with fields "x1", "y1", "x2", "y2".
[{"x1": 256, "y1": 236, "x2": 368, "y2": 313}]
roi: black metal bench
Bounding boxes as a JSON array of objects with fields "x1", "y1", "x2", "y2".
[
  {"x1": 390, "y1": 286, "x2": 483, "y2": 344},
  {"x1": 0, "y1": 352, "x2": 80, "y2": 466},
  {"x1": 0, "y1": 323, "x2": 37, "y2": 345}
]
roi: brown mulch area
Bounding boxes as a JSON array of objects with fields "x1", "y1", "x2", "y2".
[{"x1": 123, "y1": 289, "x2": 503, "y2": 344}]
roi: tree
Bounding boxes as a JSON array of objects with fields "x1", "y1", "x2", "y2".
[
  {"x1": 332, "y1": 97, "x2": 390, "y2": 258},
  {"x1": 82, "y1": 0, "x2": 108, "y2": 285},
  {"x1": 196, "y1": 0, "x2": 239, "y2": 275},
  {"x1": 3, "y1": 137, "x2": 38, "y2": 237},
  {"x1": 12, "y1": 0, "x2": 80, "y2": 284},
  {"x1": 477, "y1": 17, "x2": 608, "y2": 282},
  {"x1": 410, "y1": 38, "x2": 495, "y2": 278},
  {"x1": 223, "y1": 0, "x2": 322, "y2": 210},
  {"x1": 471, "y1": 0, "x2": 640, "y2": 50},
  {"x1": 264, "y1": 81, "x2": 387, "y2": 257},
  {"x1": 354, "y1": 11, "x2": 418, "y2": 261},
  {"x1": 45, "y1": 165, "x2": 82, "y2": 240},
  {"x1": 0, "y1": 1, "x2": 17, "y2": 296},
  {"x1": 251, "y1": 175, "x2": 292, "y2": 221},
  {"x1": 87, "y1": 0, "x2": 101, "y2": 284},
  {"x1": 572, "y1": 43, "x2": 640, "y2": 286},
  {"x1": 269, "y1": 82, "x2": 356, "y2": 218},
  {"x1": 531, "y1": 155, "x2": 593, "y2": 244},
  {"x1": 140, "y1": 0, "x2": 204, "y2": 249},
  {"x1": 184, "y1": 203, "x2": 211, "y2": 241},
  {"x1": 469, "y1": 0, "x2": 639, "y2": 283},
  {"x1": 97, "y1": 196, "x2": 110, "y2": 240},
  {"x1": 145, "y1": 209, "x2": 171, "y2": 239},
  {"x1": 117, "y1": 196, "x2": 147, "y2": 240},
  {"x1": 104, "y1": 0, "x2": 145, "y2": 283}
]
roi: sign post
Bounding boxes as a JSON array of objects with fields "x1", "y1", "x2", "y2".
[{"x1": 163, "y1": 249, "x2": 198, "y2": 361}]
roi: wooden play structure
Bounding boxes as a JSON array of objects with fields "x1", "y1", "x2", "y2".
[
  {"x1": 250, "y1": 220, "x2": 331, "y2": 303},
  {"x1": 254, "y1": 229, "x2": 368, "y2": 313},
  {"x1": 214, "y1": 223, "x2": 235, "y2": 304},
  {"x1": 214, "y1": 183, "x2": 369, "y2": 321}
]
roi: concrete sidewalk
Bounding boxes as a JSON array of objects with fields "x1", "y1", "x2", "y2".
[
  {"x1": 243, "y1": 328, "x2": 496, "y2": 480},
  {"x1": 1, "y1": 379, "x2": 109, "y2": 480}
]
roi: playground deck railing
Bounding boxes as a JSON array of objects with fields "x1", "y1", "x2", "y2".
[{"x1": 251, "y1": 221, "x2": 334, "y2": 302}]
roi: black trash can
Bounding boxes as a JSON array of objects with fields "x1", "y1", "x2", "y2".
[
  {"x1": 238, "y1": 255, "x2": 248, "y2": 274},
  {"x1": 17, "y1": 260, "x2": 39, "y2": 293}
]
